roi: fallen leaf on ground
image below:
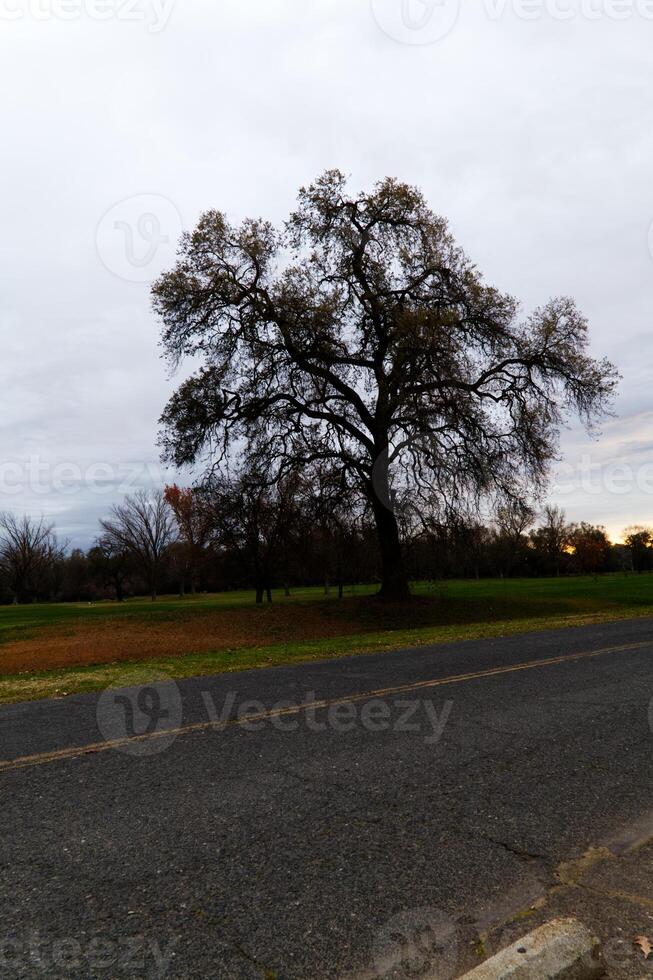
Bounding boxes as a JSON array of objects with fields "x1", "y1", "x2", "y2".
[{"x1": 634, "y1": 936, "x2": 653, "y2": 959}]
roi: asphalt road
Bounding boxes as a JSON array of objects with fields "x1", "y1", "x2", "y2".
[{"x1": 2, "y1": 617, "x2": 653, "y2": 978}]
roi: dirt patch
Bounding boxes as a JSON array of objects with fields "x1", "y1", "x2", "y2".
[
  {"x1": 0, "y1": 603, "x2": 373, "y2": 675},
  {"x1": 0, "y1": 593, "x2": 586, "y2": 677}
]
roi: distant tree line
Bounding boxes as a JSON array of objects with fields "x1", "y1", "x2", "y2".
[{"x1": 0, "y1": 482, "x2": 649, "y2": 605}]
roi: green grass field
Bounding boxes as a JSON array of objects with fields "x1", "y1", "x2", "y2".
[{"x1": 1, "y1": 574, "x2": 652, "y2": 706}]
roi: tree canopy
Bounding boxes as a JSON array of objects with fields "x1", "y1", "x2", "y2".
[{"x1": 153, "y1": 170, "x2": 618, "y2": 599}]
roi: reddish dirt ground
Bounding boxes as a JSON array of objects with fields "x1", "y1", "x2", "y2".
[{"x1": 0, "y1": 605, "x2": 368, "y2": 675}]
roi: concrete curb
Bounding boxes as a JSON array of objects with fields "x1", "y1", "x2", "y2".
[{"x1": 459, "y1": 917, "x2": 604, "y2": 979}]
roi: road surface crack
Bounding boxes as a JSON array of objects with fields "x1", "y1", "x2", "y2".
[{"x1": 485, "y1": 836, "x2": 551, "y2": 866}]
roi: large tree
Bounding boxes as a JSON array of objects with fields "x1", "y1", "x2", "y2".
[{"x1": 153, "y1": 171, "x2": 617, "y2": 600}]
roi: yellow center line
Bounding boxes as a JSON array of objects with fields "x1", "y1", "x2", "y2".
[{"x1": 0, "y1": 640, "x2": 650, "y2": 775}]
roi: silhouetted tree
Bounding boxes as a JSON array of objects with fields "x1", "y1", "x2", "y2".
[
  {"x1": 623, "y1": 525, "x2": 653, "y2": 573},
  {"x1": 494, "y1": 500, "x2": 536, "y2": 576},
  {"x1": 88, "y1": 537, "x2": 133, "y2": 602},
  {"x1": 530, "y1": 506, "x2": 570, "y2": 576},
  {"x1": 205, "y1": 467, "x2": 300, "y2": 604},
  {"x1": 100, "y1": 491, "x2": 175, "y2": 601},
  {"x1": 0, "y1": 513, "x2": 62, "y2": 603},
  {"x1": 154, "y1": 172, "x2": 617, "y2": 600},
  {"x1": 61, "y1": 548, "x2": 93, "y2": 602},
  {"x1": 164, "y1": 485, "x2": 215, "y2": 594},
  {"x1": 154, "y1": 171, "x2": 617, "y2": 598},
  {"x1": 569, "y1": 522, "x2": 611, "y2": 575},
  {"x1": 303, "y1": 465, "x2": 363, "y2": 598}
]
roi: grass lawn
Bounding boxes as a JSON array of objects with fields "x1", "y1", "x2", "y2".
[{"x1": 1, "y1": 574, "x2": 652, "y2": 706}]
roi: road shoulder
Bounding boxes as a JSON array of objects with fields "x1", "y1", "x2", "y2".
[{"x1": 463, "y1": 821, "x2": 653, "y2": 977}]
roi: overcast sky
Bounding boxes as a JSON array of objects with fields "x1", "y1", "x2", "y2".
[{"x1": 1, "y1": 0, "x2": 652, "y2": 546}]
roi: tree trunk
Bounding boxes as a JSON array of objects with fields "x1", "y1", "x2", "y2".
[
  {"x1": 372, "y1": 499, "x2": 410, "y2": 601},
  {"x1": 255, "y1": 583, "x2": 264, "y2": 604},
  {"x1": 148, "y1": 563, "x2": 158, "y2": 601}
]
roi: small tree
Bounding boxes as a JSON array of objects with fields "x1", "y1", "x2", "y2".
[
  {"x1": 61, "y1": 549, "x2": 92, "y2": 602},
  {"x1": 493, "y1": 500, "x2": 536, "y2": 577},
  {"x1": 88, "y1": 537, "x2": 133, "y2": 602},
  {"x1": 530, "y1": 505, "x2": 570, "y2": 576},
  {"x1": 623, "y1": 526, "x2": 653, "y2": 573},
  {"x1": 0, "y1": 513, "x2": 62, "y2": 603},
  {"x1": 206, "y1": 467, "x2": 300, "y2": 604},
  {"x1": 100, "y1": 491, "x2": 174, "y2": 601},
  {"x1": 303, "y1": 465, "x2": 362, "y2": 598},
  {"x1": 569, "y1": 522, "x2": 611, "y2": 575},
  {"x1": 450, "y1": 520, "x2": 490, "y2": 581},
  {"x1": 154, "y1": 171, "x2": 617, "y2": 600},
  {"x1": 164, "y1": 485, "x2": 214, "y2": 594}
]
